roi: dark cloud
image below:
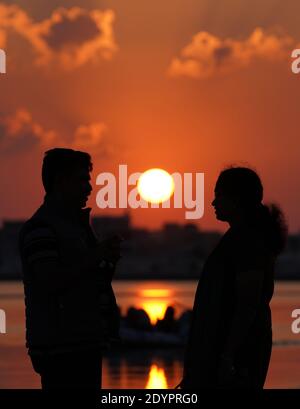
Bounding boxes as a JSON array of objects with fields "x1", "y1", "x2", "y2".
[
  {"x1": 43, "y1": 13, "x2": 101, "y2": 51},
  {"x1": 0, "y1": 109, "x2": 57, "y2": 154},
  {"x1": 0, "y1": 109, "x2": 112, "y2": 157},
  {"x1": 213, "y1": 46, "x2": 232, "y2": 66},
  {"x1": 0, "y1": 4, "x2": 118, "y2": 69}
]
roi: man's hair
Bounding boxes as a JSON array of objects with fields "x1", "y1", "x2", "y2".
[{"x1": 42, "y1": 148, "x2": 93, "y2": 193}]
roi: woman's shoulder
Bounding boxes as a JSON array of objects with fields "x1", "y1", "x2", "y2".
[
  {"x1": 229, "y1": 224, "x2": 266, "y2": 247},
  {"x1": 227, "y1": 224, "x2": 272, "y2": 269}
]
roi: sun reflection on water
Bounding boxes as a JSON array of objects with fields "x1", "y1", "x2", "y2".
[{"x1": 145, "y1": 365, "x2": 168, "y2": 389}]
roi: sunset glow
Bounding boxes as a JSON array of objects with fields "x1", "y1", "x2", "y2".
[
  {"x1": 137, "y1": 169, "x2": 175, "y2": 204},
  {"x1": 139, "y1": 288, "x2": 171, "y2": 324},
  {"x1": 0, "y1": 1, "x2": 299, "y2": 232},
  {"x1": 0, "y1": 0, "x2": 300, "y2": 394},
  {"x1": 140, "y1": 289, "x2": 170, "y2": 298},
  {"x1": 140, "y1": 301, "x2": 168, "y2": 325}
]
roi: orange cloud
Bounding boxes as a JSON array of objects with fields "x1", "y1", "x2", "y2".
[
  {"x1": 0, "y1": 4, "x2": 118, "y2": 69},
  {"x1": 0, "y1": 109, "x2": 112, "y2": 156},
  {"x1": 168, "y1": 28, "x2": 295, "y2": 78},
  {"x1": 0, "y1": 109, "x2": 58, "y2": 153},
  {"x1": 72, "y1": 122, "x2": 113, "y2": 157}
]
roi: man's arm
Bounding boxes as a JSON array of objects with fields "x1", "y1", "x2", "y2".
[{"x1": 21, "y1": 224, "x2": 114, "y2": 294}]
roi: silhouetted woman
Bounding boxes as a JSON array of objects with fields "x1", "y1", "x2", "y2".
[{"x1": 179, "y1": 167, "x2": 287, "y2": 389}]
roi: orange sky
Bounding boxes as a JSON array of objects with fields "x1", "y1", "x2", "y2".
[{"x1": 0, "y1": 0, "x2": 300, "y2": 232}]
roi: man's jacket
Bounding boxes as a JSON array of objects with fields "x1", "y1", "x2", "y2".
[{"x1": 19, "y1": 197, "x2": 119, "y2": 355}]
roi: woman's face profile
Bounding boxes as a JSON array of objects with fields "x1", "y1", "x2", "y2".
[{"x1": 212, "y1": 185, "x2": 237, "y2": 222}]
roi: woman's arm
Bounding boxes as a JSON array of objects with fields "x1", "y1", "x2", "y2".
[
  {"x1": 217, "y1": 266, "x2": 265, "y2": 386},
  {"x1": 222, "y1": 267, "x2": 264, "y2": 360}
]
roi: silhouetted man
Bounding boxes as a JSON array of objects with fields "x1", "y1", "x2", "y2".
[{"x1": 19, "y1": 148, "x2": 121, "y2": 389}]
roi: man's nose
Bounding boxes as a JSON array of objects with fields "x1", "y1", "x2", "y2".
[{"x1": 211, "y1": 198, "x2": 216, "y2": 206}]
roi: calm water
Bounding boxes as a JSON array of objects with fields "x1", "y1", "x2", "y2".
[{"x1": 1, "y1": 280, "x2": 300, "y2": 388}]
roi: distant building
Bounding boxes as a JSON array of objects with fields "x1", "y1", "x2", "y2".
[
  {"x1": 275, "y1": 233, "x2": 300, "y2": 279},
  {"x1": 92, "y1": 213, "x2": 131, "y2": 240},
  {"x1": 0, "y1": 221, "x2": 23, "y2": 278},
  {"x1": 0, "y1": 216, "x2": 300, "y2": 280},
  {"x1": 286, "y1": 234, "x2": 300, "y2": 254}
]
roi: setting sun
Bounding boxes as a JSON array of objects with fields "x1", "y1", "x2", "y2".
[{"x1": 137, "y1": 168, "x2": 175, "y2": 204}]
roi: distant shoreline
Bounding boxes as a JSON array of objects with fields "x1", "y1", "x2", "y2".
[{"x1": 0, "y1": 276, "x2": 299, "y2": 281}]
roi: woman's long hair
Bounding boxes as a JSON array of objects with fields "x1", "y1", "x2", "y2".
[{"x1": 216, "y1": 167, "x2": 288, "y2": 255}]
